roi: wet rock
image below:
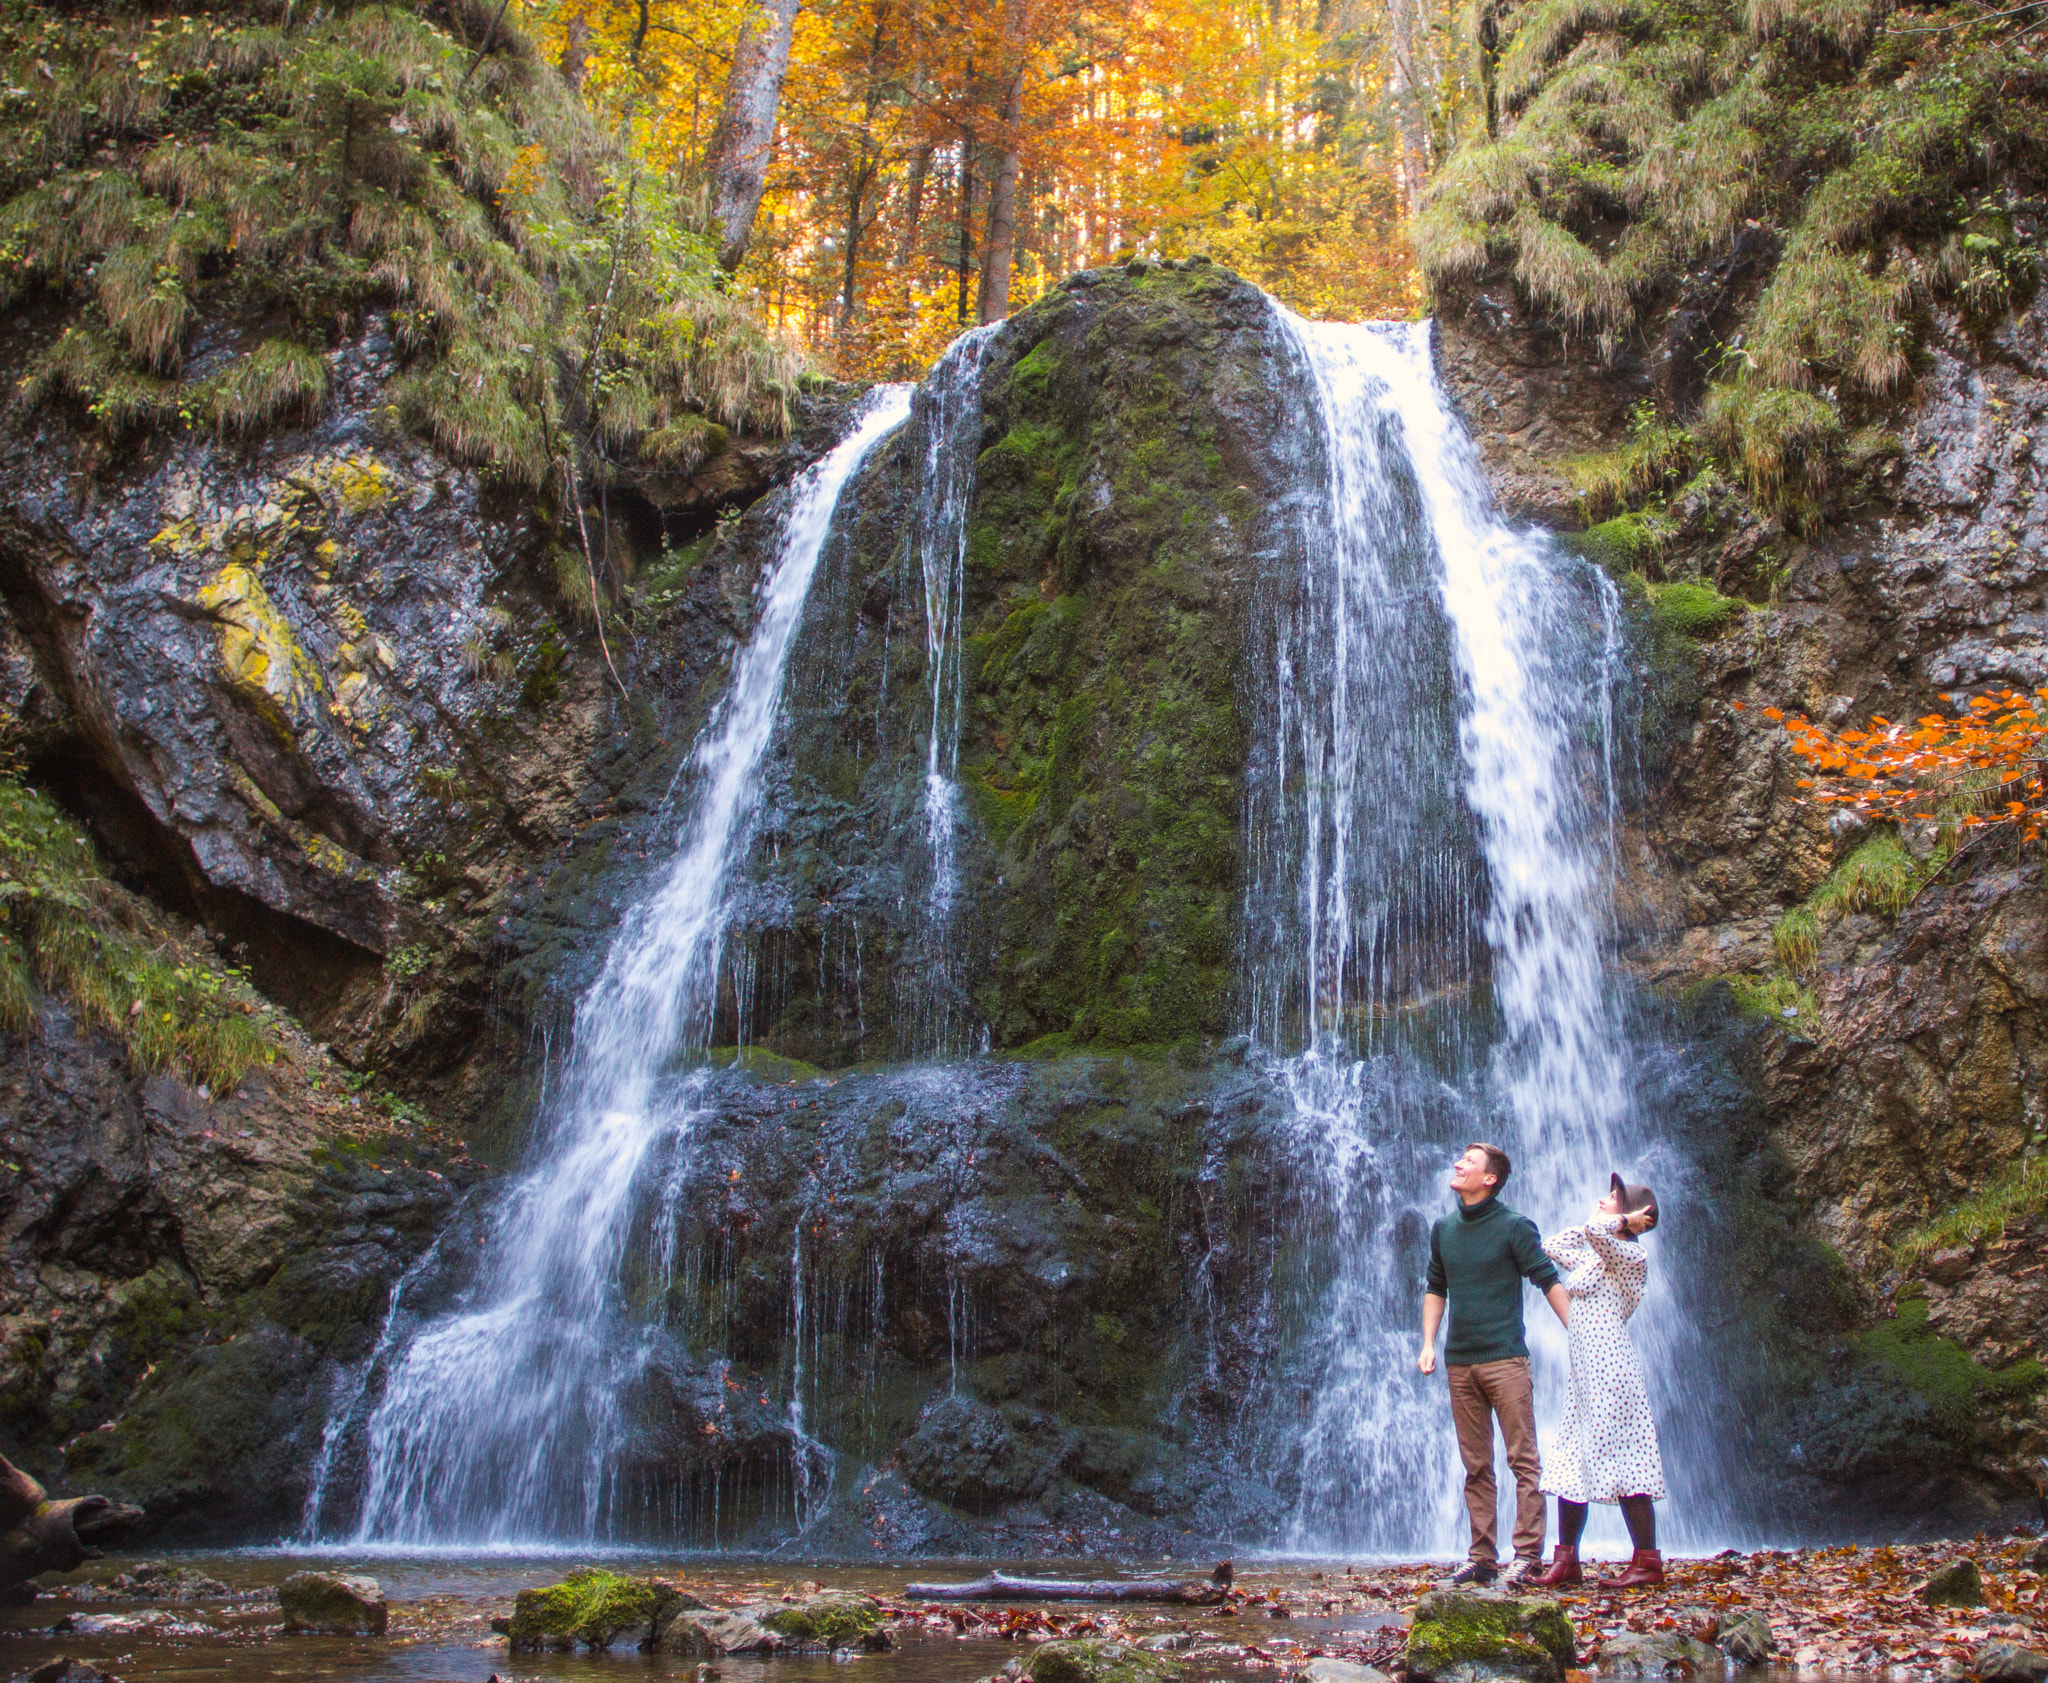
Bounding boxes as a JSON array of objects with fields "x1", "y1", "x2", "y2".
[
  {"x1": 2024, "y1": 1538, "x2": 2048, "y2": 1572},
  {"x1": 279, "y1": 1570, "x2": 387, "y2": 1636},
  {"x1": 652, "y1": 1606, "x2": 784, "y2": 1657},
  {"x1": 1022, "y1": 1637, "x2": 1185, "y2": 1683},
  {"x1": 1713, "y1": 1609, "x2": 1775, "y2": 1666},
  {"x1": 92, "y1": 1561, "x2": 231, "y2": 1601},
  {"x1": 1298, "y1": 1660, "x2": 1393, "y2": 1683},
  {"x1": 898, "y1": 1395, "x2": 1060, "y2": 1509},
  {"x1": 1597, "y1": 1631, "x2": 1724, "y2": 1676},
  {"x1": 507, "y1": 1569, "x2": 672, "y2": 1652},
  {"x1": 1978, "y1": 1644, "x2": 2048, "y2": 1683},
  {"x1": 761, "y1": 1590, "x2": 891, "y2": 1651},
  {"x1": 9, "y1": 1661, "x2": 122, "y2": 1683},
  {"x1": 1918, "y1": 1559, "x2": 1986, "y2": 1607},
  {"x1": 1404, "y1": 1590, "x2": 1576, "y2": 1683}
]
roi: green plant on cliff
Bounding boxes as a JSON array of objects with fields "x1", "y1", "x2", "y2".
[
  {"x1": 0, "y1": 0, "x2": 799, "y2": 514},
  {"x1": 1852, "y1": 1298, "x2": 2045, "y2": 1438},
  {"x1": 1895, "y1": 1152, "x2": 2048, "y2": 1268},
  {"x1": 0, "y1": 778, "x2": 276, "y2": 1090},
  {"x1": 1422, "y1": 0, "x2": 2048, "y2": 526}
]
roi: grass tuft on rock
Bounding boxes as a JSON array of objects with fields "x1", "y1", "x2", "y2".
[
  {"x1": 507, "y1": 1568, "x2": 666, "y2": 1653},
  {"x1": 1895, "y1": 1154, "x2": 2048, "y2": 1267},
  {"x1": 0, "y1": 778, "x2": 279, "y2": 1091}
]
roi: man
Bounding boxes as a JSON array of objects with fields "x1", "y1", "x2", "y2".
[{"x1": 1419, "y1": 1141, "x2": 1571, "y2": 1587}]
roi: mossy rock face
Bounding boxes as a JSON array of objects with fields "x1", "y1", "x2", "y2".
[
  {"x1": 507, "y1": 1569, "x2": 672, "y2": 1652},
  {"x1": 1024, "y1": 1637, "x2": 1186, "y2": 1683},
  {"x1": 279, "y1": 1570, "x2": 387, "y2": 1636},
  {"x1": 1918, "y1": 1558, "x2": 1986, "y2": 1608},
  {"x1": 762, "y1": 1591, "x2": 890, "y2": 1650},
  {"x1": 1405, "y1": 1591, "x2": 1576, "y2": 1683}
]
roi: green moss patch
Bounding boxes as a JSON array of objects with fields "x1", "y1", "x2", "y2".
[
  {"x1": 762, "y1": 1592, "x2": 887, "y2": 1650},
  {"x1": 1855, "y1": 1299, "x2": 2046, "y2": 1438},
  {"x1": 1648, "y1": 580, "x2": 1743, "y2": 638},
  {"x1": 1896, "y1": 1154, "x2": 2048, "y2": 1268},
  {"x1": 508, "y1": 1569, "x2": 669, "y2": 1652},
  {"x1": 1025, "y1": 1638, "x2": 1185, "y2": 1683},
  {"x1": 1405, "y1": 1590, "x2": 1576, "y2": 1683}
]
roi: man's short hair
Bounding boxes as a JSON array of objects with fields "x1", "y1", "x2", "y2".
[{"x1": 1467, "y1": 1141, "x2": 1512, "y2": 1188}]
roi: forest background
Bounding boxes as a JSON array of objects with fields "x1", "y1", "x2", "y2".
[{"x1": 547, "y1": 0, "x2": 1451, "y2": 377}]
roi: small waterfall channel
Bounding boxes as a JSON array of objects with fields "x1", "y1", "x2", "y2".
[{"x1": 316, "y1": 387, "x2": 913, "y2": 1545}]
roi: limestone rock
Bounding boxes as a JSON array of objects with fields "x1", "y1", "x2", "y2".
[
  {"x1": 1598, "y1": 1631, "x2": 1724, "y2": 1676},
  {"x1": 653, "y1": 1607, "x2": 785, "y2": 1657},
  {"x1": 1714, "y1": 1609, "x2": 1775, "y2": 1666},
  {"x1": 1022, "y1": 1638, "x2": 1186, "y2": 1683},
  {"x1": 1404, "y1": 1590, "x2": 1576, "y2": 1683},
  {"x1": 1978, "y1": 1644, "x2": 2048, "y2": 1683},
  {"x1": 1918, "y1": 1559, "x2": 1986, "y2": 1608},
  {"x1": 279, "y1": 1570, "x2": 387, "y2": 1636}
]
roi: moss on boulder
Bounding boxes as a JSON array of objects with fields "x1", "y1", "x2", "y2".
[
  {"x1": 1405, "y1": 1590, "x2": 1577, "y2": 1683},
  {"x1": 1024, "y1": 1637, "x2": 1186, "y2": 1683},
  {"x1": 762, "y1": 1590, "x2": 891, "y2": 1650},
  {"x1": 279, "y1": 1570, "x2": 387, "y2": 1636},
  {"x1": 507, "y1": 1568, "x2": 671, "y2": 1652}
]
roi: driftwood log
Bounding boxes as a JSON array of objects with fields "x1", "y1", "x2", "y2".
[
  {"x1": 903, "y1": 1573, "x2": 1226, "y2": 1605},
  {"x1": 0, "y1": 1454, "x2": 142, "y2": 1601}
]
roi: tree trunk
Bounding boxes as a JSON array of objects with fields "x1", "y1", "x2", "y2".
[
  {"x1": 1385, "y1": 0, "x2": 1432, "y2": 215},
  {"x1": 905, "y1": 1574, "x2": 1227, "y2": 1605},
  {"x1": 976, "y1": 65, "x2": 1024, "y2": 324},
  {"x1": 558, "y1": 13, "x2": 591, "y2": 89},
  {"x1": 897, "y1": 143, "x2": 932, "y2": 269},
  {"x1": 704, "y1": 0, "x2": 804, "y2": 272},
  {"x1": 0, "y1": 1454, "x2": 141, "y2": 1600},
  {"x1": 955, "y1": 126, "x2": 977, "y2": 325}
]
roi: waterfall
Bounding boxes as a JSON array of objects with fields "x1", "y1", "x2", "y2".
[
  {"x1": 1263, "y1": 311, "x2": 1727, "y2": 1555},
  {"x1": 327, "y1": 386, "x2": 912, "y2": 1545},
  {"x1": 892, "y1": 324, "x2": 999, "y2": 1057}
]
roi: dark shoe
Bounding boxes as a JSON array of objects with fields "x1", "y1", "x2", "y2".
[
  {"x1": 1531, "y1": 1546, "x2": 1583, "y2": 1588},
  {"x1": 1443, "y1": 1560, "x2": 1498, "y2": 1587},
  {"x1": 1600, "y1": 1549, "x2": 1664, "y2": 1589}
]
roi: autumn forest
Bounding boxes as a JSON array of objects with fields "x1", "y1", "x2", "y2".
[{"x1": 542, "y1": 0, "x2": 1458, "y2": 377}]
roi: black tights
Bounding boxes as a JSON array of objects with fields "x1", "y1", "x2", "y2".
[{"x1": 1556, "y1": 1495, "x2": 1656, "y2": 1550}]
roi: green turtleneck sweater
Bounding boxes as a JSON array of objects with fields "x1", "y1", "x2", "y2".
[{"x1": 1426, "y1": 1193, "x2": 1561, "y2": 1365}]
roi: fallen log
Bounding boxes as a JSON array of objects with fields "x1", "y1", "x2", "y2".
[
  {"x1": 903, "y1": 1573, "x2": 1226, "y2": 1606},
  {"x1": 0, "y1": 1454, "x2": 143, "y2": 1603}
]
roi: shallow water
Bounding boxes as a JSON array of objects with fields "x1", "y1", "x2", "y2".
[{"x1": 0, "y1": 1554, "x2": 1403, "y2": 1683}]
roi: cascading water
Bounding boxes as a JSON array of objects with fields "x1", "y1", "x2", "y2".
[
  {"x1": 319, "y1": 386, "x2": 912, "y2": 1545},
  {"x1": 891, "y1": 324, "x2": 999, "y2": 1058},
  {"x1": 1260, "y1": 310, "x2": 1731, "y2": 1555}
]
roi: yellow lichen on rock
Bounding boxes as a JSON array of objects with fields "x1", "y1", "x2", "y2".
[
  {"x1": 293, "y1": 454, "x2": 399, "y2": 518},
  {"x1": 196, "y1": 564, "x2": 323, "y2": 738}
]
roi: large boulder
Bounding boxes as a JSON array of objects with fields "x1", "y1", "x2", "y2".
[
  {"x1": 506, "y1": 1569, "x2": 670, "y2": 1653},
  {"x1": 1404, "y1": 1591, "x2": 1576, "y2": 1683},
  {"x1": 279, "y1": 1571, "x2": 387, "y2": 1636},
  {"x1": 897, "y1": 1395, "x2": 1061, "y2": 1511},
  {"x1": 653, "y1": 1606, "x2": 785, "y2": 1657}
]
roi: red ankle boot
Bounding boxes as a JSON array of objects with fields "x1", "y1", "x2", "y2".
[
  {"x1": 1601, "y1": 1549, "x2": 1663, "y2": 1588},
  {"x1": 1532, "y1": 1546, "x2": 1582, "y2": 1587}
]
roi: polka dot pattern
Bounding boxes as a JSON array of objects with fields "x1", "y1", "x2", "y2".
[{"x1": 1538, "y1": 1214, "x2": 1667, "y2": 1505}]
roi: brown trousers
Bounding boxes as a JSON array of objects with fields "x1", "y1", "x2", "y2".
[{"x1": 1447, "y1": 1356, "x2": 1544, "y2": 1565}]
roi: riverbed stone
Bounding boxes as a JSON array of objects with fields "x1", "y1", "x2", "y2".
[
  {"x1": 279, "y1": 1570, "x2": 388, "y2": 1636},
  {"x1": 506, "y1": 1569, "x2": 668, "y2": 1652},
  {"x1": 1978, "y1": 1644, "x2": 2048, "y2": 1683},
  {"x1": 1598, "y1": 1631, "x2": 1724, "y2": 1676},
  {"x1": 653, "y1": 1606, "x2": 786, "y2": 1656},
  {"x1": 1299, "y1": 1660, "x2": 1394, "y2": 1683},
  {"x1": 1919, "y1": 1559, "x2": 1986, "y2": 1608},
  {"x1": 1404, "y1": 1590, "x2": 1576, "y2": 1683},
  {"x1": 762, "y1": 1590, "x2": 891, "y2": 1651},
  {"x1": 1023, "y1": 1639, "x2": 1185, "y2": 1683},
  {"x1": 1714, "y1": 1609, "x2": 1775, "y2": 1666}
]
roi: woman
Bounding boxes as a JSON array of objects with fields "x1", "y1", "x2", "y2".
[{"x1": 1532, "y1": 1174, "x2": 1666, "y2": 1589}]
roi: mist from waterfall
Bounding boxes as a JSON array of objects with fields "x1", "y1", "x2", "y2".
[
  {"x1": 313, "y1": 386, "x2": 913, "y2": 1545},
  {"x1": 1259, "y1": 310, "x2": 1734, "y2": 1556}
]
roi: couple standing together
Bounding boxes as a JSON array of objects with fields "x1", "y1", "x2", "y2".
[{"x1": 1417, "y1": 1142, "x2": 1667, "y2": 1590}]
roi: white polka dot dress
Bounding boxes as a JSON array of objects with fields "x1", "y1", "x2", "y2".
[{"x1": 1538, "y1": 1214, "x2": 1666, "y2": 1504}]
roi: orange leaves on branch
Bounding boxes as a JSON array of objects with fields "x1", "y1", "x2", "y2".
[{"x1": 1736, "y1": 689, "x2": 2048, "y2": 843}]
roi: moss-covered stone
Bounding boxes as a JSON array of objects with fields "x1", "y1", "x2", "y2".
[
  {"x1": 507, "y1": 1568, "x2": 670, "y2": 1652},
  {"x1": 280, "y1": 1570, "x2": 387, "y2": 1636},
  {"x1": 762, "y1": 1591, "x2": 889, "y2": 1650},
  {"x1": 1405, "y1": 1590, "x2": 1576, "y2": 1683},
  {"x1": 1918, "y1": 1558, "x2": 1986, "y2": 1608},
  {"x1": 1025, "y1": 1637, "x2": 1186, "y2": 1683}
]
